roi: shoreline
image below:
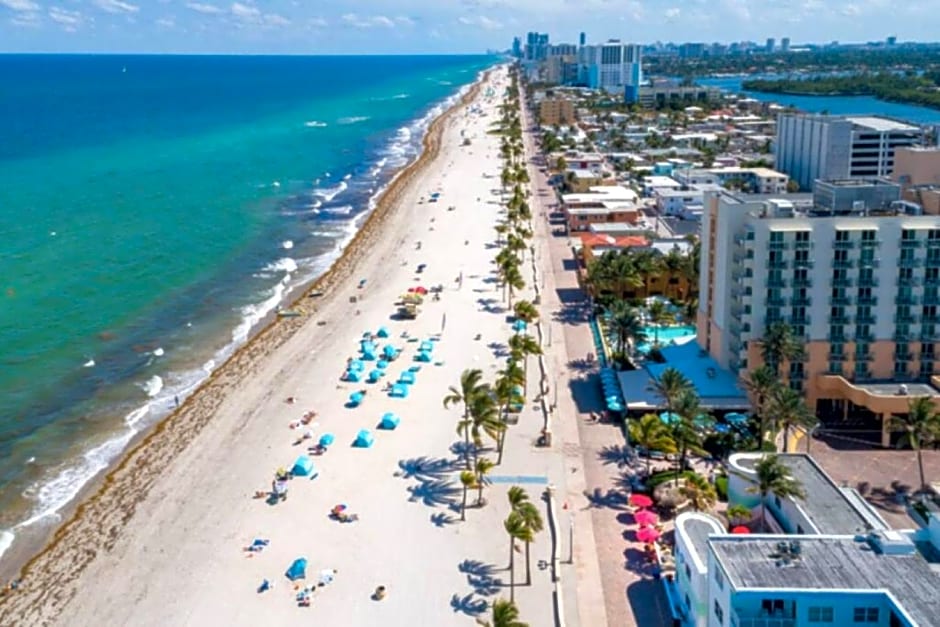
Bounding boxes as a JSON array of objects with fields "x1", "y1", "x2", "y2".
[{"x1": 0, "y1": 66, "x2": 493, "y2": 612}]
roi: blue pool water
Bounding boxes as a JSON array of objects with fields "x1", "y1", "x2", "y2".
[{"x1": 637, "y1": 325, "x2": 697, "y2": 354}]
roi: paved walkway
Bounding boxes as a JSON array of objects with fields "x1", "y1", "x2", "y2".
[{"x1": 520, "y1": 103, "x2": 672, "y2": 627}]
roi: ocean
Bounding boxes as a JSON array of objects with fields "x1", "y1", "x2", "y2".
[
  {"x1": 698, "y1": 75, "x2": 940, "y2": 124},
  {"x1": 0, "y1": 54, "x2": 495, "y2": 562}
]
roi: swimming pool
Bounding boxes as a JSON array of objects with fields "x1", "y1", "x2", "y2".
[{"x1": 637, "y1": 325, "x2": 697, "y2": 354}]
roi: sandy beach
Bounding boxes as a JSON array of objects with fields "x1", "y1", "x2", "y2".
[{"x1": 0, "y1": 66, "x2": 585, "y2": 626}]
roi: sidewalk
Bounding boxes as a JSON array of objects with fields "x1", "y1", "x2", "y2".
[{"x1": 521, "y1": 105, "x2": 673, "y2": 627}]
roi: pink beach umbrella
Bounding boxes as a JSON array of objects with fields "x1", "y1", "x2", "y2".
[
  {"x1": 634, "y1": 509, "x2": 658, "y2": 526},
  {"x1": 636, "y1": 526, "x2": 661, "y2": 543},
  {"x1": 629, "y1": 494, "x2": 653, "y2": 508}
]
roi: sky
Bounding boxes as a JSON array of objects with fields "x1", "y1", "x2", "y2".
[{"x1": 0, "y1": 0, "x2": 937, "y2": 54}]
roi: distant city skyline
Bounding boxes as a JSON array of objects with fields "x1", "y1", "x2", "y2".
[{"x1": 0, "y1": 0, "x2": 935, "y2": 54}]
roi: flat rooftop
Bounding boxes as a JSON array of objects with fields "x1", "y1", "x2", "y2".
[
  {"x1": 847, "y1": 116, "x2": 921, "y2": 133},
  {"x1": 854, "y1": 382, "x2": 940, "y2": 397},
  {"x1": 711, "y1": 536, "x2": 940, "y2": 626},
  {"x1": 779, "y1": 455, "x2": 884, "y2": 534}
]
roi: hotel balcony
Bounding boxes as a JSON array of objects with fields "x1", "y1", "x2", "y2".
[
  {"x1": 833, "y1": 240, "x2": 856, "y2": 250},
  {"x1": 791, "y1": 276, "x2": 812, "y2": 288},
  {"x1": 832, "y1": 259, "x2": 855, "y2": 269},
  {"x1": 923, "y1": 315, "x2": 940, "y2": 325},
  {"x1": 766, "y1": 260, "x2": 789, "y2": 270},
  {"x1": 829, "y1": 314, "x2": 852, "y2": 325},
  {"x1": 896, "y1": 295, "x2": 920, "y2": 306},
  {"x1": 856, "y1": 313, "x2": 877, "y2": 325},
  {"x1": 790, "y1": 295, "x2": 812, "y2": 307},
  {"x1": 853, "y1": 352, "x2": 875, "y2": 362},
  {"x1": 830, "y1": 295, "x2": 853, "y2": 306},
  {"x1": 828, "y1": 332, "x2": 851, "y2": 342},
  {"x1": 901, "y1": 239, "x2": 924, "y2": 249},
  {"x1": 768, "y1": 241, "x2": 789, "y2": 251},
  {"x1": 766, "y1": 276, "x2": 787, "y2": 288},
  {"x1": 832, "y1": 276, "x2": 854, "y2": 288},
  {"x1": 792, "y1": 258, "x2": 814, "y2": 269},
  {"x1": 828, "y1": 352, "x2": 849, "y2": 362},
  {"x1": 898, "y1": 276, "x2": 922, "y2": 287},
  {"x1": 766, "y1": 296, "x2": 787, "y2": 307},
  {"x1": 926, "y1": 276, "x2": 940, "y2": 287},
  {"x1": 899, "y1": 257, "x2": 923, "y2": 268},
  {"x1": 859, "y1": 239, "x2": 881, "y2": 248},
  {"x1": 857, "y1": 295, "x2": 878, "y2": 306},
  {"x1": 857, "y1": 258, "x2": 880, "y2": 268},
  {"x1": 793, "y1": 240, "x2": 813, "y2": 251}
]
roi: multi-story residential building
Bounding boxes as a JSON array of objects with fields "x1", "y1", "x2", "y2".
[
  {"x1": 780, "y1": 37, "x2": 791, "y2": 52},
  {"x1": 579, "y1": 40, "x2": 642, "y2": 102},
  {"x1": 775, "y1": 114, "x2": 924, "y2": 191},
  {"x1": 765, "y1": 37, "x2": 775, "y2": 52},
  {"x1": 637, "y1": 85, "x2": 721, "y2": 108},
  {"x1": 511, "y1": 37, "x2": 522, "y2": 59},
  {"x1": 539, "y1": 98, "x2": 576, "y2": 126},
  {"x1": 524, "y1": 32, "x2": 550, "y2": 61},
  {"x1": 710, "y1": 167, "x2": 790, "y2": 194},
  {"x1": 698, "y1": 190, "x2": 940, "y2": 444},
  {"x1": 678, "y1": 43, "x2": 706, "y2": 58},
  {"x1": 892, "y1": 146, "x2": 940, "y2": 189},
  {"x1": 673, "y1": 453, "x2": 940, "y2": 627}
]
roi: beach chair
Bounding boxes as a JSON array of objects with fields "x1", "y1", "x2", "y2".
[{"x1": 354, "y1": 429, "x2": 375, "y2": 448}]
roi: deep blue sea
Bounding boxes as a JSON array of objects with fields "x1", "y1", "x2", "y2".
[
  {"x1": 698, "y1": 75, "x2": 940, "y2": 124},
  {"x1": 0, "y1": 54, "x2": 495, "y2": 560}
]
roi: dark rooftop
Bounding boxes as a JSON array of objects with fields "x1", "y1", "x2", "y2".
[
  {"x1": 711, "y1": 536, "x2": 940, "y2": 627},
  {"x1": 679, "y1": 515, "x2": 725, "y2": 571},
  {"x1": 779, "y1": 454, "x2": 881, "y2": 535}
]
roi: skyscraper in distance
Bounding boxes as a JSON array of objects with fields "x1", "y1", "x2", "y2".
[
  {"x1": 781, "y1": 37, "x2": 790, "y2": 52},
  {"x1": 579, "y1": 32, "x2": 586, "y2": 47}
]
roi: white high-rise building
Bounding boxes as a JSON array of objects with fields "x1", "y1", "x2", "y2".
[
  {"x1": 579, "y1": 40, "x2": 642, "y2": 102},
  {"x1": 775, "y1": 114, "x2": 924, "y2": 191}
]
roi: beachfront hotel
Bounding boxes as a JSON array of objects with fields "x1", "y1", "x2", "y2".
[
  {"x1": 670, "y1": 453, "x2": 940, "y2": 627},
  {"x1": 697, "y1": 188, "x2": 940, "y2": 446}
]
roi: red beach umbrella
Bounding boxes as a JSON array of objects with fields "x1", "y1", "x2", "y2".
[
  {"x1": 731, "y1": 526, "x2": 751, "y2": 534},
  {"x1": 415, "y1": 286, "x2": 428, "y2": 295},
  {"x1": 636, "y1": 526, "x2": 661, "y2": 543},
  {"x1": 635, "y1": 509, "x2": 658, "y2": 526},
  {"x1": 629, "y1": 494, "x2": 653, "y2": 508}
]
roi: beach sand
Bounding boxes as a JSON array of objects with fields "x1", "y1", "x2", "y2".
[{"x1": 0, "y1": 66, "x2": 580, "y2": 627}]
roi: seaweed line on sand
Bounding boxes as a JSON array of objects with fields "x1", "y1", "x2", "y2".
[{"x1": 0, "y1": 69, "x2": 492, "y2": 626}]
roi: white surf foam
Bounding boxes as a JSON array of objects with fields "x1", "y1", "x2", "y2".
[
  {"x1": 83, "y1": 359, "x2": 95, "y2": 368},
  {"x1": 338, "y1": 116, "x2": 369, "y2": 125},
  {"x1": 153, "y1": 347, "x2": 165, "y2": 357},
  {"x1": 313, "y1": 181, "x2": 347, "y2": 202},
  {"x1": 304, "y1": 120, "x2": 328, "y2": 128},
  {"x1": 263, "y1": 257, "x2": 298, "y2": 274},
  {"x1": 323, "y1": 205, "x2": 353, "y2": 216},
  {"x1": 141, "y1": 375, "x2": 164, "y2": 398},
  {"x1": 281, "y1": 240, "x2": 294, "y2": 250},
  {"x1": 0, "y1": 530, "x2": 14, "y2": 563}
]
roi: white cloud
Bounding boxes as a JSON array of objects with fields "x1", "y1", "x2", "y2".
[
  {"x1": 664, "y1": 7, "x2": 681, "y2": 19},
  {"x1": 307, "y1": 16, "x2": 327, "y2": 28},
  {"x1": 841, "y1": 3, "x2": 860, "y2": 15},
  {"x1": 262, "y1": 12, "x2": 289, "y2": 26},
  {"x1": 230, "y1": 2, "x2": 258, "y2": 19},
  {"x1": 457, "y1": 15, "x2": 503, "y2": 30},
  {"x1": 48, "y1": 6, "x2": 84, "y2": 30},
  {"x1": 93, "y1": 0, "x2": 138, "y2": 13},
  {"x1": 341, "y1": 13, "x2": 412, "y2": 29},
  {"x1": 155, "y1": 16, "x2": 174, "y2": 27},
  {"x1": 0, "y1": 0, "x2": 39, "y2": 11},
  {"x1": 185, "y1": 2, "x2": 222, "y2": 15}
]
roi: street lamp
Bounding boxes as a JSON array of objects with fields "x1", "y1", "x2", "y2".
[{"x1": 568, "y1": 515, "x2": 575, "y2": 564}]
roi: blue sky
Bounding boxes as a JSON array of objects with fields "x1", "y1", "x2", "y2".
[{"x1": 0, "y1": 0, "x2": 935, "y2": 54}]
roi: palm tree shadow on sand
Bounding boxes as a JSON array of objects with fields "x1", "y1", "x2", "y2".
[
  {"x1": 395, "y1": 456, "x2": 459, "y2": 481},
  {"x1": 407, "y1": 479, "x2": 461, "y2": 509},
  {"x1": 458, "y1": 559, "x2": 504, "y2": 595}
]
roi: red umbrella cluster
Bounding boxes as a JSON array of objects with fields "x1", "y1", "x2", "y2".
[
  {"x1": 629, "y1": 494, "x2": 653, "y2": 508},
  {"x1": 731, "y1": 525, "x2": 751, "y2": 534}
]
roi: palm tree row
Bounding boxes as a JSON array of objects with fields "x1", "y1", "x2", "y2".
[{"x1": 503, "y1": 486, "x2": 544, "y2": 602}]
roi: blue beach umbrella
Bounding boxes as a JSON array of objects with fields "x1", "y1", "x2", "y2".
[
  {"x1": 725, "y1": 412, "x2": 748, "y2": 426},
  {"x1": 416, "y1": 350, "x2": 432, "y2": 362},
  {"x1": 368, "y1": 369, "x2": 383, "y2": 383},
  {"x1": 390, "y1": 383, "x2": 409, "y2": 398},
  {"x1": 349, "y1": 391, "x2": 364, "y2": 406},
  {"x1": 419, "y1": 340, "x2": 433, "y2": 353},
  {"x1": 399, "y1": 371, "x2": 416, "y2": 385},
  {"x1": 349, "y1": 359, "x2": 365, "y2": 372},
  {"x1": 319, "y1": 433, "x2": 335, "y2": 447},
  {"x1": 512, "y1": 320, "x2": 527, "y2": 332},
  {"x1": 380, "y1": 412, "x2": 401, "y2": 430},
  {"x1": 659, "y1": 412, "x2": 680, "y2": 425},
  {"x1": 377, "y1": 359, "x2": 389, "y2": 370},
  {"x1": 346, "y1": 370, "x2": 362, "y2": 382},
  {"x1": 383, "y1": 345, "x2": 398, "y2": 359},
  {"x1": 376, "y1": 326, "x2": 390, "y2": 338}
]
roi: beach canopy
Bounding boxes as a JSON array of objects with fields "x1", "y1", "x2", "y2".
[
  {"x1": 419, "y1": 340, "x2": 433, "y2": 352},
  {"x1": 291, "y1": 455, "x2": 315, "y2": 477},
  {"x1": 368, "y1": 369, "x2": 383, "y2": 383},
  {"x1": 381, "y1": 412, "x2": 401, "y2": 430},
  {"x1": 346, "y1": 370, "x2": 362, "y2": 382},
  {"x1": 349, "y1": 391, "x2": 365, "y2": 406},
  {"x1": 731, "y1": 525, "x2": 751, "y2": 534},
  {"x1": 399, "y1": 371, "x2": 416, "y2": 385},
  {"x1": 383, "y1": 345, "x2": 398, "y2": 358},
  {"x1": 415, "y1": 350, "x2": 432, "y2": 363},
  {"x1": 659, "y1": 412, "x2": 680, "y2": 425},
  {"x1": 637, "y1": 527, "x2": 661, "y2": 543},
  {"x1": 349, "y1": 359, "x2": 365, "y2": 372},
  {"x1": 362, "y1": 349, "x2": 377, "y2": 361},
  {"x1": 725, "y1": 412, "x2": 748, "y2": 426},
  {"x1": 390, "y1": 383, "x2": 409, "y2": 398},
  {"x1": 377, "y1": 359, "x2": 389, "y2": 370},
  {"x1": 319, "y1": 433, "x2": 335, "y2": 447},
  {"x1": 630, "y1": 494, "x2": 653, "y2": 508},
  {"x1": 512, "y1": 320, "x2": 527, "y2": 332},
  {"x1": 354, "y1": 429, "x2": 375, "y2": 448},
  {"x1": 635, "y1": 509, "x2": 658, "y2": 526},
  {"x1": 285, "y1": 558, "x2": 308, "y2": 581},
  {"x1": 376, "y1": 326, "x2": 390, "y2": 338}
]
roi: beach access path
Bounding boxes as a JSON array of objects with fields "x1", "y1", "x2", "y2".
[
  {"x1": 0, "y1": 68, "x2": 581, "y2": 627},
  {"x1": 520, "y1": 94, "x2": 674, "y2": 627}
]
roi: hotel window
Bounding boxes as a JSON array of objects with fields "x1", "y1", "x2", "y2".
[
  {"x1": 714, "y1": 567, "x2": 724, "y2": 590},
  {"x1": 714, "y1": 600, "x2": 724, "y2": 625},
  {"x1": 861, "y1": 229, "x2": 877, "y2": 242},
  {"x1": 854, "y1": 607, "x2": 879, "y2": 623},
  {"x1": 835, "y1": 230, "x2": 850, "y2": 243},
  {"x1": 809, "y1": 607, "x2": 834, "y2": 623}
]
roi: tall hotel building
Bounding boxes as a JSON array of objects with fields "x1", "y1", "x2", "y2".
[
  {"x1": 578, "y1": 40, "x2": 642, "y2": 102},
  {"x1": 698, "y1": 190, "x2": 940, "y2": 445}
]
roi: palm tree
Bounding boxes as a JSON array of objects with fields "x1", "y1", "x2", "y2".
[
  {"x1": 749, "y1": 454, "x2": 805, "y2": 532},
  {"x1": 726, "y1": 504, "x2": 752, "y2": 529},
  {"x1": 741, "y1": 366, "x2": 778, "y2": 449},
  {"x1": 516, "y1": 501, "x2": 544, "y2": 585},
  {"x1": 766, "y1": 384, "x2": 817, "y2": 453},
  {"x1": 459, "y1": 470, "x2": 477, "y2": 521},
  {"x1": 512, "y1": 300, "x2": 539, "y2": 324},
  {"x1": 469, "y1": 392, "x2": 505, "y2": 465},
  {"x1": 508, "y1": 333, "x2": 541, "y2": 385},
  {"x1": 672, "y1": 389, "x2": 709, "y2": 485},
  {"x1": 628, "y1": 414, "x2": 677, "y2": 477},
  {"x1": 501, "y1": 263, "x2": 526, "y2": 307},
  {"x1": 606, "y1": 300, "x2": 647, "y2": 358},
  {"x1": 760, "y1": 321, "x2": 803, "y2": 378},
  {"x1": 443, "y1": 369, "x2": 487, "y2": 469},
  {"x1": 647, "y1": 367, "x2": 693, "y2": 425},
  {"x1": 680, "y1": 473, "x2": 717, "y2": 512},
  {"x1": 494, "y1": 375, "x2": 524, "y2": 464},
  {"x1": 477, "y1": 598, "x2": 528, "y2": 627},
  {"x1": 474, "y1": 457, "x2": 495, "y2": 506},
  {"x1": 503, "y1": 511, "x2": 529, "y2": 602},
  {"x1": 646, "y1": 300, "x2": 673, "y2": 345},
  {"x1": 889, "y1": 397, "x2": 940, "y2": 492}
]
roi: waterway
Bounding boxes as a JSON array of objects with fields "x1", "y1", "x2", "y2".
[{"x1": 698, "y1": 76, "x2": 940, "y2": 125}]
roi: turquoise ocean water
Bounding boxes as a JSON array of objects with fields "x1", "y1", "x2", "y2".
[{"x1": 0, "y1": 54, "x2": 495, "y2": 560}]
